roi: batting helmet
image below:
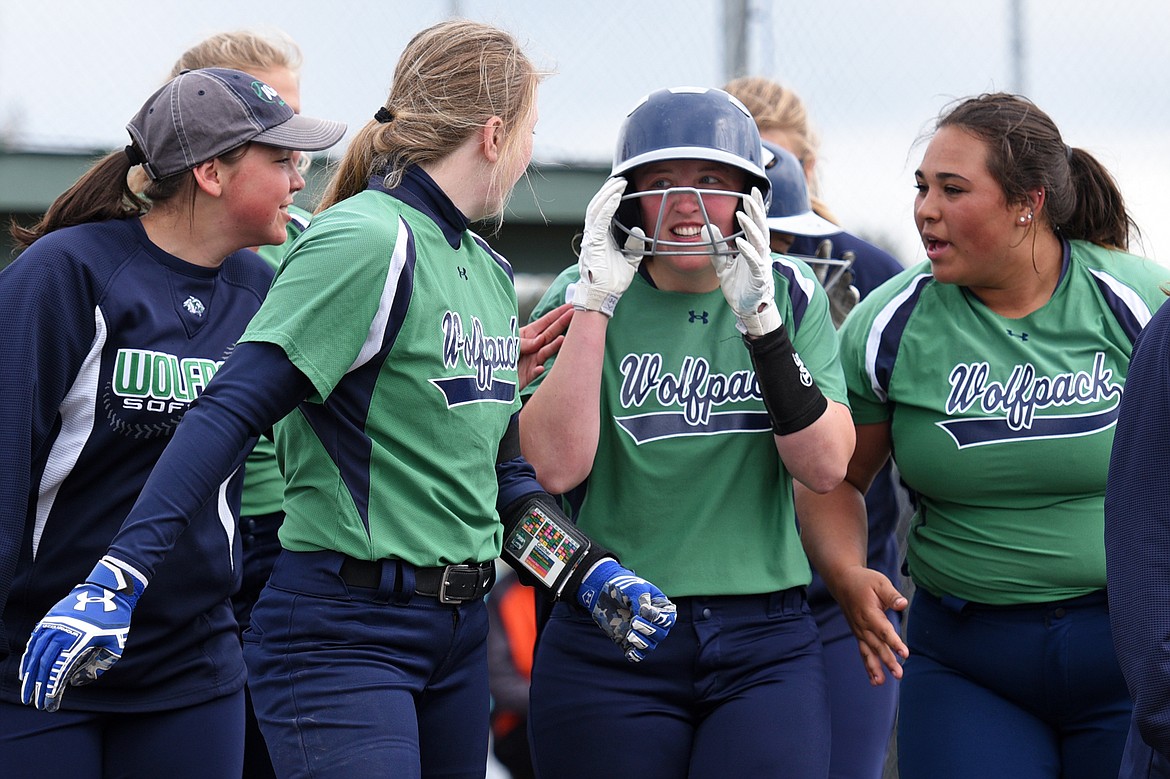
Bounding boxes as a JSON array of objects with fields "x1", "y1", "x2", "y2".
[
  {"x1": 762, "y1": 140, "x2": 840, "y2": 238},
  {"x1": 610, "y1": 86, "x2": 770, "y2": 256}
]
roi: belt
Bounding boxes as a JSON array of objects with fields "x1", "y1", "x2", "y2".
[{"x1": 339, "y1": 557, "x2": 496, "y2": 604}]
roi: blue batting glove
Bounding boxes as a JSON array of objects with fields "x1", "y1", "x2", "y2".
[
  {"x1": 577, "y1": 559, "x2": 677, "y2": 662},
  {"x1": 19, "y1": 556, "x2": 146, "y2": 712}
]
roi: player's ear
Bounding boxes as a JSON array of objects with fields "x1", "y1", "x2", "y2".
[
  {"x1": 191, "y1": 159, "x2": 223, "y2": 197},
  {"x1": 480, "y1": 116, "x2": 504, "y2": 164},
  {"x1": 1026, "y1": 188, "x2": 1045, "y2": 217}
]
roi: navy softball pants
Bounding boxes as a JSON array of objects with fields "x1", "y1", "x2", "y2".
[
  {"x1": 813, "y1": 602, "x2": 900, "y2": 779},
  {"x1": 0, "y1": 690, "x2": 243, "y2": 779},
  {"x1": 529, "y1": 588, "x2": 831, "y2": 779},
  {"x1": 897, "y1": 588, "x2": 1131, "y2": 779},
  {"x1": 242, "y1": 550, "x2": 491, "y2": 779}
]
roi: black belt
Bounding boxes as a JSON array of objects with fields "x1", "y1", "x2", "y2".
[{"x1": 339, "y1": 557, "x2": 496, "y2": 604}]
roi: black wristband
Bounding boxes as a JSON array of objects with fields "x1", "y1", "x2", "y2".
[{"x1": 744, "y1": 324, "x2": 828, "y2": 435}]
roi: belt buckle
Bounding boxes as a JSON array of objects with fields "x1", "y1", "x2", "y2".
[{"x1": 438, "y1": 564, "x2": 472, "y2": 605}]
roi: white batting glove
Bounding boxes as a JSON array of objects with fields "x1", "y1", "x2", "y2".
[
  {"x1": 706, "y1": 187, "x2": 782, "y2": 336},
  {"x1": 572, "y1": 177, "x2": 644, "y2": 317}
]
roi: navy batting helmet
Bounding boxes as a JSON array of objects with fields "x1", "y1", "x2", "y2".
[
  {"x1": 762, "y1": 140, "x2": 839, "y2": 238},
  {"x1": 610, "y1": 87, "x2": 770, "y2": 256}
]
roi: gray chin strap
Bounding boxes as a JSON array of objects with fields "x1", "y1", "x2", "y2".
[{"x1": 613, "y1": 186, "x2": 750, "y2": 258}]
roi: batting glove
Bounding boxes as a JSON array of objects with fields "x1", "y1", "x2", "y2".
[
  {"x1": 577, "y1": 559, "x2": 676, "y2": 663},
  {"x1": 19, "y1": 555, "x2": 146, "y2": 712},
  {"x1": 571, "y1": 177, "x2": 644, "y2": 317},
  {"x1": 707, "y1": 187, "x2": 782, "y2": 336}
]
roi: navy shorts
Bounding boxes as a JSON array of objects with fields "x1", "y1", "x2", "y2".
[{"x1": 529, "y1": 588, "x2": 830, "y2": 779}]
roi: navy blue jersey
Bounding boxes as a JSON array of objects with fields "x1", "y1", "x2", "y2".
[{"x1": 0, "y1": 217, "x2": 272, "y2": 711}]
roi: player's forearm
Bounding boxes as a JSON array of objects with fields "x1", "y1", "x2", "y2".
[
  {"x1": 794, "y1": 478, "x2": 869, "y2": 590},
  {"x1": 519, "y1": 311, "x2": 609, "y2": 493},
  {"x1": 775, "y1": 400, "x2": 854, "y2": 493}
]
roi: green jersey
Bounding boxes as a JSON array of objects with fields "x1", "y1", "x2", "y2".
[
  {"x1": 839, "y1": 240, "x2": 1169, "y2": 604},
  {"x1": 526, "y1": 258, "x2": 848, "y2": 597},
  {"x1": 242, "y1": 177, "x2": 520, "y2": 565},
  {"x1": 243, "y1": 204, "x2": 312, "y2": 516}
]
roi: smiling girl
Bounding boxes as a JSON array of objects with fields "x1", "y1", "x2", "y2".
[
  {"x1": 518, "y1": 86, "x2": 883, "y2": 778},
  {"x1": 0, "y1": 67, "x2": 344, "y2": 777}
]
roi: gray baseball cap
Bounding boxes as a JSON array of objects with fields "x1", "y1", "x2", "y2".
[{"x1": 126, "y1": 67, "x2": 347, "y2": 181}]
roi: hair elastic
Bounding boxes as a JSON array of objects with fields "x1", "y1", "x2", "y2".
[
  {"x1": 124, "y1": 144, "x2": 145, "y2": 166},
  {"x1": 374, "y1": 107, "x2": 394, "y2": 124}
]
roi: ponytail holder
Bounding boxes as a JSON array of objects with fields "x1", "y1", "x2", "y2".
[
  {"x1": 374, "y1": 107, "x2": 394, "y2": 124},
  {"x1": 124, "y1": 144, "x2": 145, "y2": 166},
  {"x1": 1064, "y1": 144, "x2": 1073, "y2": 162}
]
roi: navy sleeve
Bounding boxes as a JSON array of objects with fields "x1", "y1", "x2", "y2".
[
  {"x1": 1105, "y1": 299, "x2": 1170, "y2": 759},
  {"x1": 0, "y1": 247, "x2": 97, "y2": 658},
  {"x1": 106, "y1": 341, "x2": 312, "y2": 580},
  {"x1": 495, "y1": 413, "x2": 544, "y2": 512}
]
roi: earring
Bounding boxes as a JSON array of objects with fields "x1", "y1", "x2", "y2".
[{"x1": 1019, "y1": 211, "x2": 1033, "y2": 224}]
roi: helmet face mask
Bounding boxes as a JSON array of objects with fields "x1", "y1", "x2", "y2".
[
  {"x1": 610, "y1": 87, "x2": 770, "y2": 257},
  {"x1": 615, "y1": 185, "x2": 750, "y2": 259}
]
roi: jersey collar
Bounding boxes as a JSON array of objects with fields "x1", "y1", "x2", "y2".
[{"x1": 367, "y1": 166, "x2": 470, "y2": 249}]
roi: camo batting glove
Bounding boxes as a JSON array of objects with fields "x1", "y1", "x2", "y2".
[
  {"x1": 577, "y1": 559, "x2": 676, "y2": 662},
  {"x1": 572, "y1": 177, "x2": 644, "y2": 317},
  {"x1": 706, "y1": 187, "x2": 782, "y2": 336},
  {"x1": 20, "y1": 556, "x2": 146, "y2": 712}
]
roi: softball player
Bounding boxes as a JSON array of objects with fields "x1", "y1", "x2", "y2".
[
  {"x1": 796, "y1": 93, "x2": 1169, "y2": 779},
  {"x1": 0, "y1": 67, "x2": 345, "y2": 777},
  {"x1": 519, "y1": 86, "x2": 902, "y2": 778},
  {"x1": 18, "y1": 21, "x2": 674, "y2": 779}
]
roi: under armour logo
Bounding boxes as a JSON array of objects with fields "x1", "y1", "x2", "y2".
[
  {"x1": 688, "y1": 310, "x2": 709, "y2": 324},
  {"x1": 74, "y1": 589, "x2": 117, "y2": 613},
  {"x1": 458, "y1": 267, "x2": 468, "y2": 280},
  {"x1": 1006, "y1": 329, "x2": 1029, "y2": 341}
]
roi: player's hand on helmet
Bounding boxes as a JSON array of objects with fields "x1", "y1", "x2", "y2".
[
  {"x1": 577, "y1": 559, "x2": 676, "y2": 663},
  {"x1": 19, "y1": 556, "x2": 146, "y2": 712},
  {"x1": 705, "y1": 187, "x2": 782, "y2": 336},
  {"x1": 572, "y1": 177, "x2": 644, "y2": 317}
]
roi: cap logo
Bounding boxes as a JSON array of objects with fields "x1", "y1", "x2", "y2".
[{"x1": 251, "y1": 80, "x2": 286, "y2": 107}]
